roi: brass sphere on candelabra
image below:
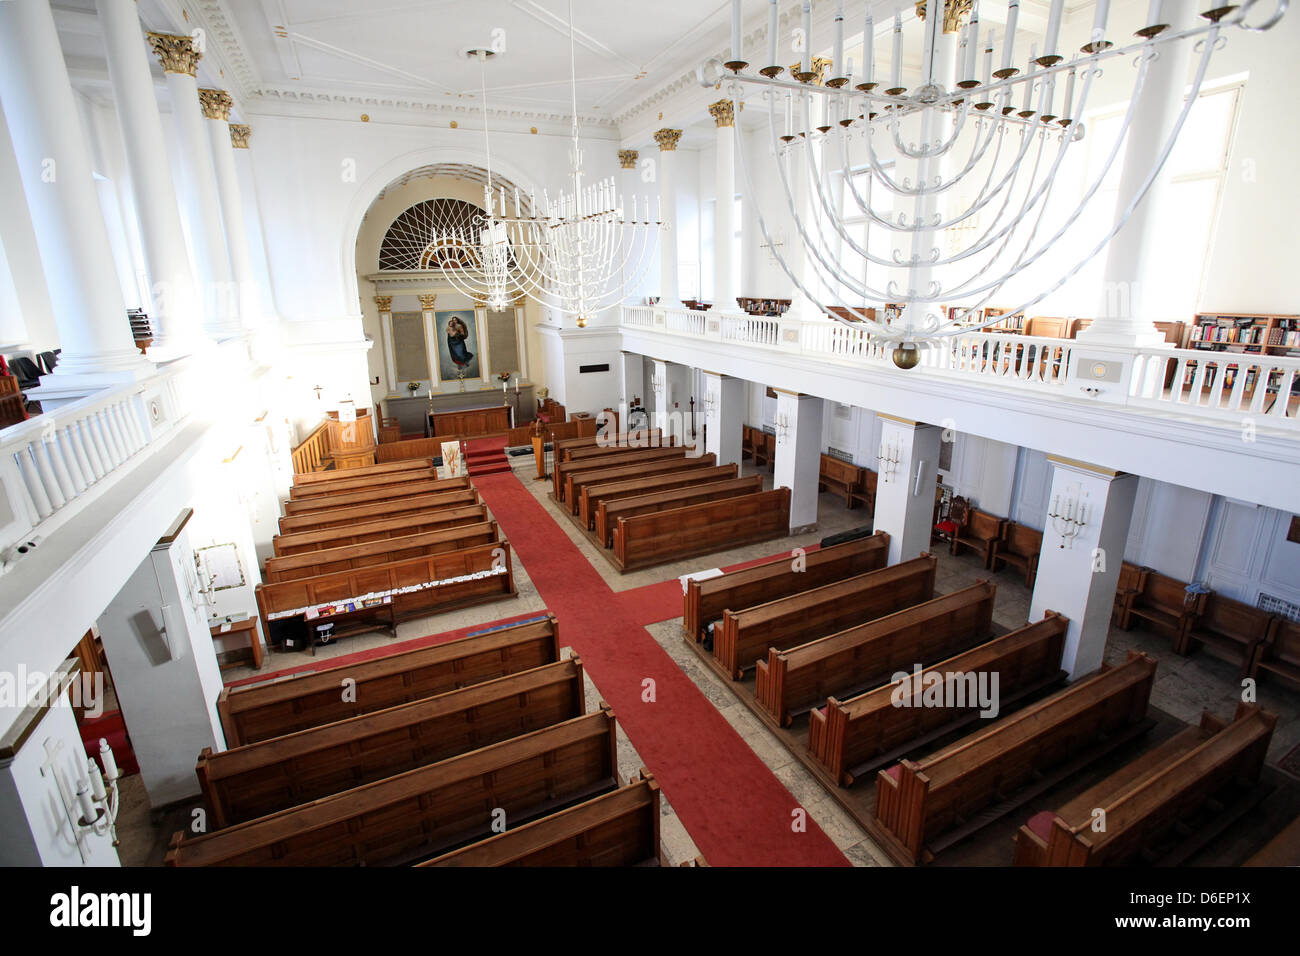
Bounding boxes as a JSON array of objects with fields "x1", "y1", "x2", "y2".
[{"x1": 892, "y1": 343, "x2": 920, "y2": 370}]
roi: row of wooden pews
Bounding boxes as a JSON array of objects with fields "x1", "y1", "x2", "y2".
[
  {"x1": 548, "y1": 431, "x2": 793, "y2": 573},
  {"x1": 171, "y1": 615, "x2": 677, "y2": 866},
  {"x1": 258, "y1": 459, "x2": 516, "y2": 653}
]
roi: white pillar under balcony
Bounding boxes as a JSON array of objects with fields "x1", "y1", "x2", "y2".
[
  {"x1": 1080, "y1": 4, "x2": 1193, "y2": 346},
  {"x1": 621, "y1": 349, "x2": 645, "y2": 410},
  {"x1": 872, "y1": 415, "x2": 942, "y2": 564},
  {"x1": 654, "y1": 129, "x2": 682, "y2": 307},
  {"x1": 703, "y1": 371, "x2": 744, "y2": 468},
  {"x1": 230, "y1": 124, "x2": 279, "y2": 322},
  {"x1": 772, "y1": 389, "x2": 823, "y2": 532},
  {"x1": 201, "y1": 90, "x2": 261, "y2": 329},
  {"x1": 147, "y1": 34, "x2": 239, "y2": 339},
  {"x1": 709, "y1": 99, "x2": 736, "y2": 312},
  {"x1": 1030, "y1": 457, "x2": 1139, "y2": 679},
  {"x1": 0, "y1": 0, "x2": 148, "y2": 379},
  {"x1": 97, "y1": 0, "x2": 205, "y2": 356},
  {"x1": 649, "y1": 358, "x2": 669, "y2": 439}
]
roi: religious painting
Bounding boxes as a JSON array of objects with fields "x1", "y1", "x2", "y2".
[{"x1": 435, "y1": 310, "x2": 481, "y2": 382}]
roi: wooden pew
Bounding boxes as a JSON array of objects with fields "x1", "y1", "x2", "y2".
[
  {"x1": 375, "y1": 436, "x2": 448, "y2": 464},
  {"x1": 1176, "y1": 593, "x2": 1277, "y2": 677},
  {"x1": 553, "y1": 446, "x2": 685, "y2": 501},
  {"x1": 593, "y1": 476, "x2": 760, "y2": 547},
  {"x1": 253, "y1": 543, "x2": 517, "y2": 678},
  {"x1": 1112, "y1": 561, "x2": 1146, "y2": 625},
  {"x1": 1013, "y1": 703, "x2": 1277, "y2": 867},
  {"x1": 281, "y1": 477, "x2": 472, "y2": 515},
  {"x1": 808, "y1": 614, "x2": 1068, "y2": 786},
  {"x1": 559, "y1": 452, "x2": 707, "y2": 512},
  {"x1": 991, "y1": 522, "x2": 1043, "y2": 588},
  {"x1": 1249, "y1": 617, "x2": 1300, "y2": 691},
  {"x1": 1114, "y1": 569, "x2": 1200, "y2": 645},
  {"x1": 874, "y1": 651, "x2": 1158, "y2": 863},
  {"x1": 262, "y1": 522, "x2": 499, "y2": 583},
  {"x1": 951, "y1": 507, "x2": 1004, "y2": 568},
  {"x1": 276, "y1": 486, "x2": 476, "y2": 534},
  {"x1": 612, "y1": 487, "x2": 792, "y2": 575},
  {"x1": 291, "y1": 458, "x2": 433, "y2": 486},
  {"x1": 217, "y1": 614, "x2": 560, "y2": 746},
  {"x1": 272, "y1": 504, "x2": 488, "y2": 557},
  {"x1": 287, "y1": 466, "x2": 437, "y2": 499},
  {"x1": 199, "y1": 658, "x2": 586, "y2": 828},
  {"x1": 167, "y1": 709, "x2": 619, "y2": 867},
  {"x1": 558, "y1": 430, "x2": 670, "y2": 463},
  {"x1": 753, "y1": 432, "x2": 776, "y2": 470},
  {"x1": 1244, "y1": 813, "x2": 1300, "y2": 867},
  {"x1": 755, "y1": 582, "x2": 997, "y2": 727},
  {"x1": 849, "y1": 468, "x2": 878, "y2": 511},
  {"x1": 683, "y1": 533, "x2": 890, "y2": 642},
  {"x1": 418, "y1": 773, "x2": 662, "y2": 867},
  {"x1": 578, "y1": 460, "x2": 732, "y2": 530},
  {"x1": 818, "y1": 454, "x2": 869, "y2": 508},
  {"x1": 713, "y1": 554, "x2": 937, "y2": 680},
  {"x1": 742, "y1": 424, "x2": 760, "y2": 461}
]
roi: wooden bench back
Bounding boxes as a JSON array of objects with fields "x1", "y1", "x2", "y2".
[
  {"x1": 714, "y1": 553, "x2": 937, "y2": 679},
  {"x1": 276, "y1": 485, "x2": 475, "y2": 534},
  {"x1": 560, "y1": 449, "x2": 696, "y2": 505},
  {"x1": 1196, "y1": 593, "x2": 1275, "y2": 640},
  {"x1": 272, "y1": 504, "x2": 488, "y2": 556},
  {"x1": 587, "y1": 465, "x2": 741, "y2": 537},
  {"x1": 876, "y1": 651, "x2": 1156, "y2": 861},
  {"x1": 553, "y1": 446, "x2": 685, "y2": 500},
  {"x1": 810, "y1": 613, "x2": 1068, "y2": 786},
  {"x1": 281, "y1": 477, "x2": 470, "y2": 515},
  {"x1": 375, "y1": 436, "x2": 451, "y2": 463},
  {"x1": 561, "y1": 431, "x2": 670, "y2": 462},
  {"x1": 755, "y1": 581, "x2": 997, "y2": 726},
  {"x1": 218, "y1": 613, "x2": 557, "y2": 747},
  {"x1": 262, "y1": 522, "x2": 499, "y2": 583},
  {"x1": 200, "y1": 657, "x2": 585, "y2": 828},
  {"x1": 168, "y1": 709, "x2": 618, "y2": 867},
  {"x1": 964, "y1": 509, "x2": 1005, "y2": 542},
  {"x1": 291, "y1": 458, "x2": 432, "y2": 486},
  {"x1": 612, "y1": 487, "x2": 792, "y2": 574},
  {"x1": 684, "y1": 533, "x2": 890, "y2": 641},
  {"x1": 288, "y1": 467, "x2": 437, "y2": 499},
  {"x1": 1002, "y1": 522, "x2": 1043, "y2": 558},
  {"x1": 1136, "y1": 570, "x2": 1192, "y2": 612},
  {"x1": 593, "y1": 475, "x2": 760, "y2": 546},
  {"x1": 819, "y1": 454, "x2": 864, "y2": 487}
]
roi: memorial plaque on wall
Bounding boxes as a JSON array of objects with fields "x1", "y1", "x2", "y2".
[
  {"x1": 486, "y1": 309, "x2": 519, "y2": 376},
  {"x1": 391, "y1": 312, "x2": 429, "y2": 383}
]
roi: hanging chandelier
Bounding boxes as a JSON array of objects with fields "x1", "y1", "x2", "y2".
[
  {"x1": 437, "y1": 1, "x2": 664, "y2": 328},
  {"x1": 702, "y1": 0, "x2": 1287, "y2": 366}
]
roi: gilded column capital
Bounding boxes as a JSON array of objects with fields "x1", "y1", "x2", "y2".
[
  {"x1": 915, "y1": 0, "x2": 973, "y2": 34},
  {"x1": 229, "y1": 124, "x2": 252, "y2": 149},
  {"x1": 653, "y1": 128, "x2": 683, "y2": 152},
  {"x1": 374, "y1": 295, "x2": 393, "y2": 312},
  {"x1": 198, "y1": 89, "x2": 234, "y2": 121},
  {"x1": 146, "y1": 33, "x2": 201, "y2": 77},
  {"x1": 708, "y1": 99, "x2": 735, "y2": 128},
  {"x1": 618, "y1": 149, "x2": 639, "y2": 169},
  {"x1": 789, "y1": 56, "x2": 833, "y2": 85},
  {"x1": 418, "y1": 294, "x2": 438, "y2": 311}
]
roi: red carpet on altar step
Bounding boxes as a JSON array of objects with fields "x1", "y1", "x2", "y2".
[
  {"x1": 464, "y1": 435, "x2": 513, "y2": 477},
  {"x1": 469, "y1": 467, "x2": 848, "y2": 867}
]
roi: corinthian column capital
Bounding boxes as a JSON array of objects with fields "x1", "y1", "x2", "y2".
[
  {"x1": 653, "y1": 128, "x2": 682, "y2": 152},
  {"x1": 146, "y1": 33, "x2": 201, "y2": 77},
  {"x1": 708, "y1": 99, "x2": 735, "y2": 128},
  {"x1": 229, "y1": 124, "x2": 251, "y2": 148},
  {"x1": 198, "y1": 89, "x2": 234, "y2": 121},
  {"x1": 618, "y1": 149, "x2": 639, "y2": 169}
]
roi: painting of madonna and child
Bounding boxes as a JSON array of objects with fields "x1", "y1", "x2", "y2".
[{"x1": 435, "y1": 310, "x2": 481, "y2": 382}]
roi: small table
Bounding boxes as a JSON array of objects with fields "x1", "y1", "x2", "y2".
[{"x1": 211, "y1": 618, "x2": 264, "y2": 670}]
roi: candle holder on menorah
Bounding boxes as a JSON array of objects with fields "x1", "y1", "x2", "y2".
[
  {"x1": 1048, "y1": 492, "x2": 1089, "y2": 550},
  {"x1": 877, "y1": 437, "x2": 902, "y2": 483}
]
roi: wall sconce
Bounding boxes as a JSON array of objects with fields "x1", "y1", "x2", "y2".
[
  {"x1": 1048, "y1": 488, "x2": 1089, "y2": 549},
  {"x1": 651, "y1": 376, "x2": 666, "y2": 399},
  {"x1": 878, "y1": 436, "x2": 902, "y2": 483},
  {"x1": 774, "y1": 411, "x2": 792, "y2": 445},
  {"x1": 41, "y1": 736, "x2": 122, "y2": 861},
  {"x1": 703, "y1": 391, "x2": 720, "y2": 418}
]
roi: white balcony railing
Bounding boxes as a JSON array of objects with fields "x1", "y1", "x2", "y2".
[{"x1": 622, "y1": 305, "x2": 1300, "y2": 432}]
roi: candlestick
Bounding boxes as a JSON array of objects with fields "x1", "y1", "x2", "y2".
[
  {"x1": 999, "y1": 1, "x2": 1020, "y2": 75},
  {"x1": 766, "y1": 0, "x2": 778, "y2": 68},
  {"x1": 861, "y1": 12, "x2": 874, "y2": 86},
  {"x1": 731, "y1": 0, "x2": 742, "y2": 63},
  {"x1": 98, "y1": 738, "x2": 118, "y2": 782},
  {"x1": 890, "y1": 13, "x2": 903, "y2": 91}
]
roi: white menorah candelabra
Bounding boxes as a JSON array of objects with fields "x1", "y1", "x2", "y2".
[
  {"x1": 1048, "y1": 489, "x2": 1090, "y2": 548},
  {"x1": 701, "y1": 0, "x2": 1288, "y2": 367},
  {"x1": 41, "y1": 736, "x2": 122, "y2": 862},
  {"x1": 878, "y1": 435, "x2": 903, "y2": 481},
  {"x1": 774, "y1": 410, "x2": 794, "y2": 444}
]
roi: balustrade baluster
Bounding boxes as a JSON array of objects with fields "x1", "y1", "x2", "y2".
[
  {"x1": 57, "y1": 428, "x2": 88, "y2": 494},
  {"x1": 1270, "y1": 369, "x2": 1295, "y2": 420},
  {"x1": 31, "y1": 439, "x2": 67, "y2": 511},
  {"x1": 68, "y1": 421, "x2": 98, "y2": 483},
  {"x1": 80, "y1": 418, "x2": 108, "y2": 479},
  {"x1": 95, "y1": 410, "x2": 124, "y2": 467},
  {"x1": 13, "y1": 448, "x2": 51, "y2": 520}
]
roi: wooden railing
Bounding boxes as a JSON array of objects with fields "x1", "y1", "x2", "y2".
[{"x1": 290, "y1": 419, "x2": 334, "y2": 475}]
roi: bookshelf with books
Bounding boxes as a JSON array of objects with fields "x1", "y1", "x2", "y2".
[{"x1": 1188, "y1": 313, "x2": 1297, "y2": 354}]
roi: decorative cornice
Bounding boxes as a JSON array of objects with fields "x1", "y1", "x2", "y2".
[
  {"x1": 146, "y1": 33, "x2": 201, "y2": 77},
  {"x1": 708, "y1": 99, "x2": 735, "y2": 128},
  {"x1": 418, "y1": 294, "x2": 438, "y2": 310},
  {"x1": 229, "y1": 124, "x2": 251, "y2": 149},
  {"x1": 653, "y1": 128, "x2": 683, "y2": 151},
  {"x1": 373, "y1": 295, "x2": 393, "y2": 312},
  {"x1": 916, "y1": 0, "x2": 974, "y2": 34},
  {"x1": 618, "y1": 149, "x2": 639, "y2": 169},
  {"x1": 198, "y1": 88, "x2": 233, "y2": 121}
]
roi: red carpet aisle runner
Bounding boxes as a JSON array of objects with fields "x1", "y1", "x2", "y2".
[
  {"x1": 463, "y1": 435, "x2": 513, "y2": 477},
  {"x1": 472, "y1": 469, "x2": 848, "y2": 866}
]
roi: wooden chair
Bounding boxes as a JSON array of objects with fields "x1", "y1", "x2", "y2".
[
  {"x1": 992, "y1": 522, "x2": 1043, "y2": 589},
  {"x1": 950, "y1": 503, "x2": 1005, "y2": 569},
  {"x1": 1249, "y1": 617, "x2": 1300, "y2": 691},
  {"x1": 1176, "y1": 593, "x2": 1277, "y2": 677}
]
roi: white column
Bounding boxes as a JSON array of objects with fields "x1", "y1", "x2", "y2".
[
  {"x1": 1030, "y1": 458, "x2": 1139, "y2": 678},
  {"x1": 1081, "y1": 4, "x2": 1193, "y2": 345},
  {"x1": 649, "y1": 358, "x2": 669, "y2": 439},
  {"x1": 772, "y1": 389, "x2": 823, "y2": 532},
  {"x1": 230, "y1": 124, "x2": 278, "y2": 321},
  {"x1": 0, "y1": 100, "x2": 57, "y2": 351},
  {"x1": 419, "y1": 294, "x2": 440, "y2": 390},
  {"x1": 97, "y1": 0, "x2": 204, "y2": 354},
  {"x1": 872, "y1": 415, "x2": 942, "y2": 564},
  {"x1": 654, "y1": 129, "x2": 682, "y2": 307},
  {"x1": 621, "y1": 350, "x2": 644, "y2": 410},
  {"x1": 147, "y1": 34, "x2": 238, "y2": 338},
  {"x1": 0, "y1": 0, "x2": 147, "y2": 377},
  {"x1": 618, "y1": 149, "x2": 646, "y2": 301},
  {"x1": 703, "y1": 371, "x2": 745, "y2": 468},
  {"x1": 200, "y1": 90, "x2": 260, "y2": 329},
  {"x1": 709, "y1": 99, "x2": 736, "y2": 312},
  {"x1": 375, "y1": 295, "x2": 395, "y2": 394}
]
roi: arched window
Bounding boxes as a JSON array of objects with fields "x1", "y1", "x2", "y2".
[{"x1": 378, "y1": 199, "x2": 485, "y2": 271}]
